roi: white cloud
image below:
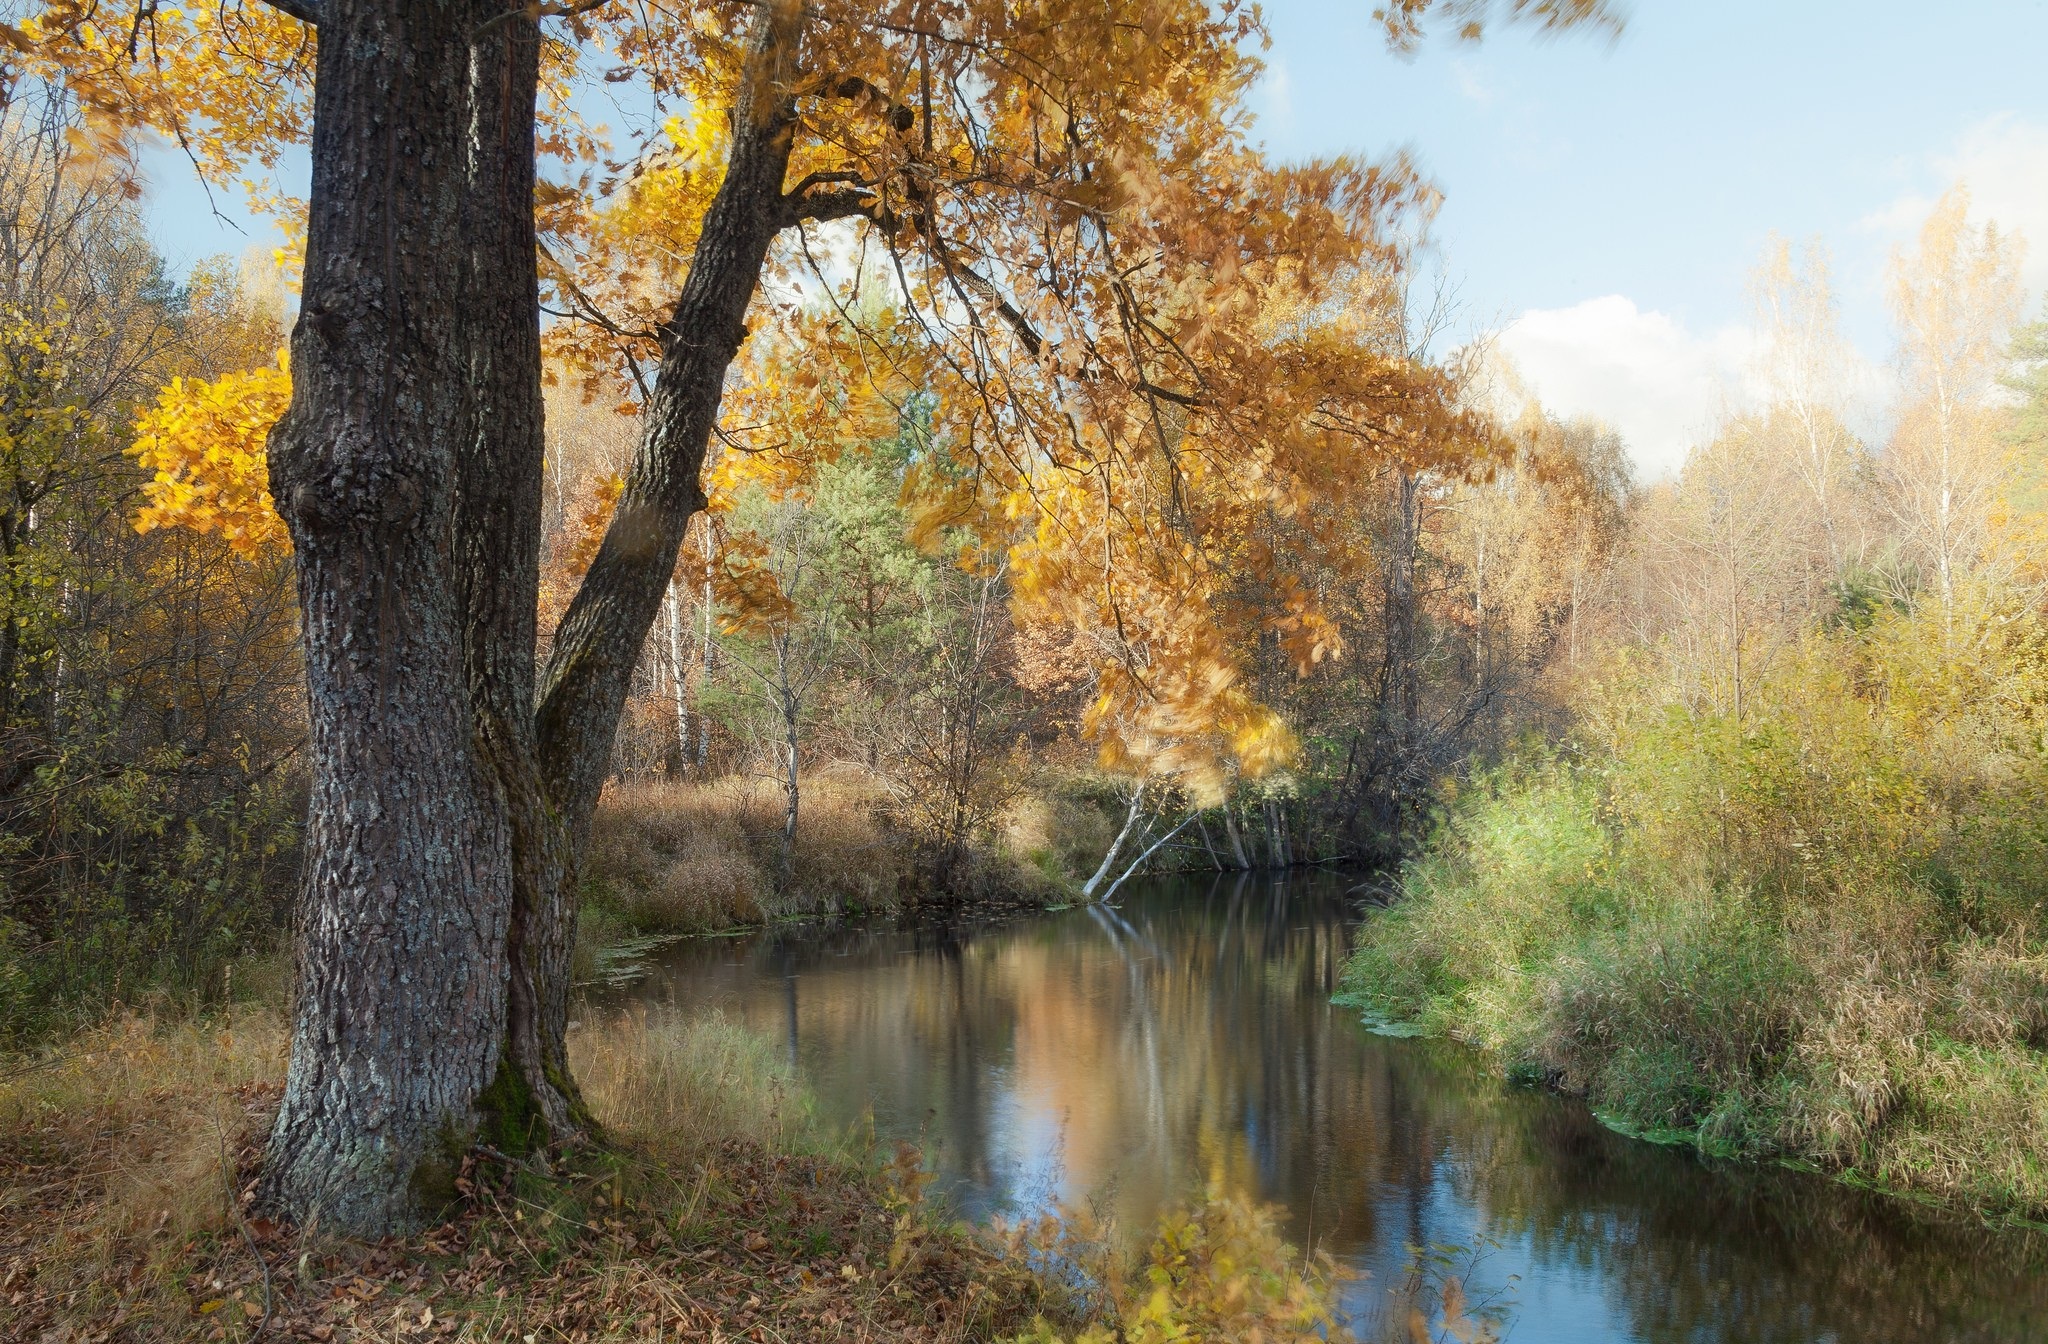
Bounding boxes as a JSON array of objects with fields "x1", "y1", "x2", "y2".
[
  {"x1": 1496, "y1": 295, "x2": 1757, "y2": 481},
  {"x1": 1451, "y1": 59, "x2": 1496, "y2": 109},
  {"x1": 1254, "y1": 58, "x2": 1294, "y2": 141},
  {"x1": 1862, "y1": 114, "x2": 2048, "y2": 303}
]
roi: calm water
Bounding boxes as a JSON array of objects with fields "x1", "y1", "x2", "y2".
[{"x1": 614, "y1": 872, "x2": 2048, "y2": 1341}]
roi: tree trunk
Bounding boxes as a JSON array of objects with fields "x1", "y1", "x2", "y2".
[
  {"x1": 1195, "y1": 814, "x2": 1222, "y2": 870},
  {"x1": 536, "y1": 3, "x2": 804, "y2": 857},
  {"x1": 1083, "y1": 781, "x2": 1148, "y2": 899},
  {"x1": 1222, "y1": 801, "x2": 1250, "y2": 870},
  {"x1": 454, "y1": 6, "x2": 583, "y2": 1144},
  {"x1": 261, "y1": 0, "x2": 512, "y2": 1235},
  {"x1": 778, "y1": 639, "x2": 800, "y2": 885},
  {"x1": 1101, "y1": 813, "x2": 1197, "y2": 902},
  {"x1": 664, "y1": 583, "x2": 689, "y2": 777}
]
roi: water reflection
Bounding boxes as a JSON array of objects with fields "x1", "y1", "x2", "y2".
[{"x1": 618, "y1": 873, "x2": 2048, "y2": 1342}]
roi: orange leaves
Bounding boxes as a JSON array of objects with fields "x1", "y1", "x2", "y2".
[
  {"x1": 675, "y1": 526, "x2": 797, "y2": 639},
  {"x1": 562, "y1": 474, "x2": 624, "y2": 579},
  {"x1": 1272, "y1": 576, "x2": 1345, "y2": 676},
  {"x1": 13, "y1": 1, "x2": 314, "y2": 194},
  {"x1": 129, "y1": 352, "x2": 292, "y2": 557}
]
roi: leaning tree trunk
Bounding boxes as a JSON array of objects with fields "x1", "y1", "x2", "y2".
[
  {"x1": 535, "y1": 2, "x2": 805, "y2": 853},
  {"x1": 262, "y1": 0, "x2": 512, "y2": 1236},
  {"x1": 454, "y1": 8, "x2": 584, "y2": 1142}
]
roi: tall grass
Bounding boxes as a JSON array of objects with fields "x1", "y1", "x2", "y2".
[
  {"x1": 1345, "y1": 593, "x2": 2048, "y2": 1220},
  {"x1": 0, "y1": 1008, "x2": 288, "y2": 1330},
  {"x1": 572, "y1": 1007, "x2": 822, "y2": 1158},
  {"x1": 583, "y1": 773, "x2": 911, "y2": 934}
]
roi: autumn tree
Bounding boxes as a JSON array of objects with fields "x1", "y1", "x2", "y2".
[
  {"x1": 0, "y1": 91, "x2": 301, "y2": 1033},
  {"x1": 10, "y1": 0, "x2": 1621, "y2": 1231},
  {"x1": 1884, "y1": 184, "x2": 2026, "y2": 630},
  {"x1": 1751, "y1": 235, "x2": 1867, "y2": 577}
]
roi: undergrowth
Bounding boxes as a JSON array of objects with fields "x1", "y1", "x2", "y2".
[
  {"x1": 1345, "y1": 595, "x2": 2048, "y2": 1223},
  {"x1": 579, "y1": 774, "x2": 1079, "y2": 953}
]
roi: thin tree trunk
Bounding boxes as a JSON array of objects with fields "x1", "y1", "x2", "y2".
[
  {"x1": 535, "y1": 3, "x2": 804, "y2": 860},
  {"x1": 1101, "y1": 813, "x2": 1197, "y2": 902},
  {"x1": 1082, "y1": 781, "x2": 1148, "y2": 899},
  {"x1": 262, "y1": 0, "x2": 512, "y2": 1235},
  {"x1": 1195, "y1": 814, "x2": 1223, "y2": 870},
  {"x1": 1222, "y1": 801, "x2": 1250, "y2": 870},
  {"x1": 664, "y1": 582, "x2": 689, "y2": 775},
  {"x1": 778, "y1": 637, "x2": 800, "y2": 885}
]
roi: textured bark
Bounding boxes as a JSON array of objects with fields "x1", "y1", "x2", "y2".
[
  {"x1": 535, "y1": 4, "x2": 805, "y2": 851},
  {"x1": 454, "y1": 11, "x2": 583, "y2": 1141},
  {"x1": 262, "y1": 0, "x2": 512, "y2": 1236}
]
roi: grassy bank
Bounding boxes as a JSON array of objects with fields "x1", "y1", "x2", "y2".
[
  {"x1": 575, "y1": 773, "x2": 1130, "y2": 953},
  {"x1": 1, "y1": 996, "x2": 1351, "y2": 1342},
  {"x1": 1343, "y1": 598, "x2": 2048, "y2": 1224}
]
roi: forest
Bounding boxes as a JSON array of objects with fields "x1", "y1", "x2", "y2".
[{"x1": 2, "y1": 0, "x2": 2046, "y2": 1340}]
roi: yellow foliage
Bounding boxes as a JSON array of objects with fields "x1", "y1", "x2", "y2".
[
  {"x1": 561, "y1": 472, "x2": 624, "y2": 578},
  {"x1": 129, "y1": 352, "x2": 290, "y2": 556},
  {"x1": 22, "y1": 0, "x2": 1574, "y2": 795},
  {"x1": 1005, "y1": 1193, "x2": 1353, "y2": 1344}
]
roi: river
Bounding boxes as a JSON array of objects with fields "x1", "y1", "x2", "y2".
[{"x1": 610, "y1": 871, "x2": 2048, "y2": 1341}]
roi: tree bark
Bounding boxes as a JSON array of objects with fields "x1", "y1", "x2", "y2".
[
  {"x1": 454, "y1": 7, "x2": 583, "y2": 1143},
  {"x1": 261, "y1": 0, "x2": 512, "y2": 1235},
  {"x1": 1101, "y1": 812, "x2": 1197, "y2": 902},
  {"x1": 1222, "y1": 800, "x2": 1250, "y2": 870},
  {"x1": 536, "y1": 2, "x2": 805, "y2": 856}
]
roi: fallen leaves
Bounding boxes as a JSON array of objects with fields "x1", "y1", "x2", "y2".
[{"x1": 3, "y1": 1097, "x2": 1043, "y2": 1344}]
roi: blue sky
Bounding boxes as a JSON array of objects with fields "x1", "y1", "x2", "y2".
[
  {"x1": 137, "y1": 1, "x2": 2048, "y2": 477},
  {"x1": 1250, "y1": 0, "x2": 2048, "y2": 473}
]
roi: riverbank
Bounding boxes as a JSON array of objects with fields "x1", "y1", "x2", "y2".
[
  {"x1": 1340, "y1": 640, "x2": 2048, "y2": 1227},
  {"x1": 0, "y1": 996, "x2": 1351, "y2": 1343},
  {"x1": 573, "y1": 775, "x2": 1125, "y2": 958},
  {"x1": 0, "y1": 1006, "x2": 1029, "y2": 1341}
]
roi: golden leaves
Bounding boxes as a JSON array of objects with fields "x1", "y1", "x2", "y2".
[
  {"x1": 129, "y1": 352, "x2": 291, "y2": 557},
  {"x1": 562, "y1": 473, "x2": 624, "y2": 578}
]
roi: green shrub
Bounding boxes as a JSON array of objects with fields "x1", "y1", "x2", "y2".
[{"x1": 1345, "y1": 594, "x2": 2048, "y2": 1220}]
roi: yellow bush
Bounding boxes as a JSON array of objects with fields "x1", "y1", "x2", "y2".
[
  {"x1": 1348, "y1": 592, "x2": 2048, "y2": 1219},
  {"x1": 1004, "y1": 1193, "x2": 1354, "y2": 1344}
]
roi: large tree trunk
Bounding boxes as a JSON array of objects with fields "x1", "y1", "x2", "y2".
[
  {"x1": 262, "y1": 0, "x2": 512, "y2": 1236},
  {"x1": 455, "y1": 9, "x2": 585, "y2": 1142},
  {"x1": 535, "y1": 4, "x2": 804, "y2": 851}
]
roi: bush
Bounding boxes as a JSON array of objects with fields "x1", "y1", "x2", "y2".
[{"x1": 1345, "y1": 595, "x2": 2048, "y2": 1220}]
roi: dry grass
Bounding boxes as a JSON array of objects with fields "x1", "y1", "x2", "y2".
[
  {"x1": 0, "y1": 1004, "x2": 1052, "y2": 1343},
  {"x1": 586, "y1": 774, "x2": 911, "y2": 933},
  {"x1": 2, "y1": 1000, "x2": 1347, "y2": 1343},
  {"x1": 0, "y1": 1008, "x2": 287, "y2": 1337},
  {"x1": 1000, "y1": 790, "x2": 1114, "y2": 889},
  {"x1": 572, "y1": 1006, "x2": 821, "y2": 1159}
]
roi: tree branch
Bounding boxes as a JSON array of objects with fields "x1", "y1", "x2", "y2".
[
  {"x1": 782, "y1": 185, "x2": 876, "y2": 227},
  {"x1": 256, "y1": 0, "x2": 323, "y2": 26}
]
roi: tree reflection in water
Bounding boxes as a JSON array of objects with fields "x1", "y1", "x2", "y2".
[{"x1": 610, "y1": 874, "x2": 2048, "y2": 1343}]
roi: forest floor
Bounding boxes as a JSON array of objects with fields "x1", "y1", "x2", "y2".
[{"x1": 0, "y1": 1009, "x2": 1055, "y2": 1344}]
